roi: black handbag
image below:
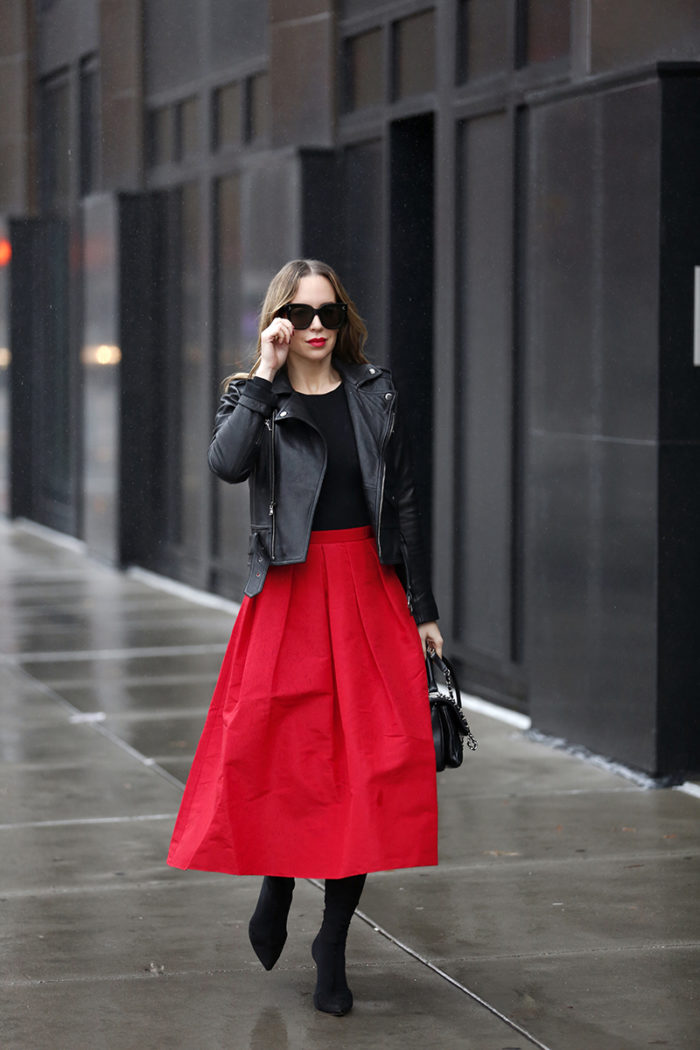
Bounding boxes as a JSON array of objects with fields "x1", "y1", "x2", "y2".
[{"x1": 426, "y1": 651, "x2": 478, "y2": 771}]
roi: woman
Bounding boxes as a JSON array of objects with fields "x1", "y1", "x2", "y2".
[{"x1": 168, "y1": 259, "x2": 443, "y2": 1016}]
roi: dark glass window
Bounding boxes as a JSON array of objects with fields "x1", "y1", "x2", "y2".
[
  {"x1": 523, "y1": 0, "x2": 571, "y2": 65},
  {"x1": 214, "y1": 82, "x2": 242, "y2": 149},
  {"x1": 345, "y1": 29, "x2": 383, "y2": 111},
  {"x1": 394, "y1": 10, "x2": 435, "y2": 99},
  {"x1": 213, "y1": 173, "x2": 249, "y2": 565},
  {"x1": 40, "y1": 74, "x2": 71, "y2": 213},
  {"x1": 459, "y1": 0, "x2": 509, "y2": 81},
  {"x1": 148, "y1": 105, "x2": 175, "y2": 167},
  {"x1": 342, "y1": 140, "x2": 385, "y2": 361},
  {"x1": 247, "y1": 73, "x2": 270, "y2": 141},
  {"x1": 215, "y1": 173, "x2": 242, "y2": 376},
  {"x1": 176, "y1": 96, "x2": 199, "y2": 159},
  {"x1": 79, "y1": 57, "x2": 100, "y2": 196},
  {"x1": 179, "y1": 180, "x2": 204, "y2": 554},
  {"x1": 0, "y1": 220, "x2": 10, "y2": 515}
]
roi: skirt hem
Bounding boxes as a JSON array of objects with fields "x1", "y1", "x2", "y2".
[{"x1": 166, "y1": 855, "x2": 439, "y2": 880}]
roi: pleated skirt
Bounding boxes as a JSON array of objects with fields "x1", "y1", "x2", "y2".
[{"x1": 167, "y1": 525, "x2": 438, "y2": 879}]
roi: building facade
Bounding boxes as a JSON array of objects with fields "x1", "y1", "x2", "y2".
[{"x1": 1, "y1": 0, "x2": 699, "y2": 779}]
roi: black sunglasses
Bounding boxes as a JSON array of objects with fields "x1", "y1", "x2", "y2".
[{"x1": 281, "y1": 302, "x2": 347, "y2": 330}]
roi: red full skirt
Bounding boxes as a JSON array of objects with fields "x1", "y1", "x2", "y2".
[{"x1": 167, "y1": 526, "x2": 438, "y2": 879}]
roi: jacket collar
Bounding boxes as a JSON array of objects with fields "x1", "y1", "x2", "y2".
[{"x1": 270, "y1": 357, "x2": 384, "y2": 396}]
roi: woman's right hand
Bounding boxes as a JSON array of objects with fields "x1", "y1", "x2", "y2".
[{"x1": 257, "y1": 316, "x2": 294, "y2": 381}]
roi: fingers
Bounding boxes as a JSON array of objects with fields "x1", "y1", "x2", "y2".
[
  {"x1": 418, "y1": 622, "x2": 443, "y2": 659},
  {"x1": 259, "y1": 318, "x2": 292, "y2": 374},
  {"x1": 262, "y1": 317, "x2": 293, "y2": 348},
  {"x1": 429, "y1": 637, "x2": 444, "y2": 659}
]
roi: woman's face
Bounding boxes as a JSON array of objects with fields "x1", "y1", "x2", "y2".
[{"x1": 287, "y1": 274, "x2": 339, "y2": 365}]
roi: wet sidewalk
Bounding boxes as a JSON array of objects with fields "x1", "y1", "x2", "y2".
[{"x1": 1, "y1": 518, "x2": 698, "y2": 1050}]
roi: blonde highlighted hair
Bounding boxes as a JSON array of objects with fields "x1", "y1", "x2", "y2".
[{"x1": 226, "y1": 259, "x2": 368, "y2": 384}]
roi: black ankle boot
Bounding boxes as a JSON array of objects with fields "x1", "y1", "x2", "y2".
[
  {"x1": 248, "y1": 876, "x2": 295, "y2": 970},
  {"x1": 312, "y1": 874, "x2": 366, "y2": 1016}
]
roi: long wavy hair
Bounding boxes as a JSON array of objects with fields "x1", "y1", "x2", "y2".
[{"x1": 227, "y1": 259, "x2": 368, "y2": 383}]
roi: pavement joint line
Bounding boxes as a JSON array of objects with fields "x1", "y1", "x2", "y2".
[
  {"x1": 0, "y1": 965, "x2": 266, "y2": 989},
  {"x1": 88, "y1": 707, "x2": 210, "y2": 723},
  {"x1": 361, "y1": 912, "x2": 555, "y2": 1050},
  {"x1": 10, "y1": 663, "x2": 187, "y2": 792},
  {"x1": 408, "y1": 850, "x2": 700, "y2": 872},
  {"x1": 428, "y1": 941, "x2": 700, "y2": 963},
  {"x1": 44, "y1": 673, "x2": 219, "y2": 688},
  {"x1": 440, "y1": 787, "x2": 642, "y2": 799},
  {"x1": 0, "y1": 813, "x2": 178, "y2": 831},
  {"x1": 0, "y1": 876, "x2": 232, "y2": 900},
  {"x1": 306, "y1": 879, "x2": 554, "y2": 1050},
  {"x1": 3, "y1": 643, "x2": 228, "y2": 663}
]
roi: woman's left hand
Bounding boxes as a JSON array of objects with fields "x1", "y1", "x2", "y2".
[{"x1": 418, "y1": 621, "x2": 443, "y2": 659}]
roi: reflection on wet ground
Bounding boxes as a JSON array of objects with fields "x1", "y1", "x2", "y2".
[{"x1": 1, "y1": 520, "x2": 698, "y2": 1049}]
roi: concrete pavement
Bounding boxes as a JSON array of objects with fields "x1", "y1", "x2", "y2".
[{"x1": 1, "y1": 519, "x2": 698, "y2": 1049}]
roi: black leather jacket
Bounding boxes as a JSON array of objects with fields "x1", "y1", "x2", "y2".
[{"x1": 208, "y1": 358, "x2": 439, "y2": 625}]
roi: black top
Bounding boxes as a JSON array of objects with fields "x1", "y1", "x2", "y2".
[
  {"x1": 247, "y1": 375, "x2": 370, "y2": 530},
  {"x1": 297, "y1": 384, "x2": 371, "y2": 531}
]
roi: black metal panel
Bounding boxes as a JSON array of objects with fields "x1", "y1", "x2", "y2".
[
  {"x1": 0, "y1": 219, "x2": 9, "y2": 514},
  {"x1": 529, "y1": 431, "x2": 658, "y2": 770},
  {"x1": 340, "y1": 139, "x2": 385, "y2": 363},
  {"x1": 300, "y1": 150, "x2": 342, "y2": 273},
  {"x1": 118, "y1": 192, "x2": 168, "y2": 568},
  {"x1": 454, "y1": 110, "x2": 512, "y2": 658},
  {"x1": 599, "y1": 85, "x2": 660, "y2": 441},
  {"x1": 211, "y1": 171, "x2": 250, "y2": 599},
  {"x1": 527, "y1": 95, "x2": 597, "y2": 437},
  {"x1": 525, "y1": 82, "x2": 663, "y2": 773},
  {"x1": 389, "y1": 114, "x2": 434, "y2": 559},
  {"x1": 134, "y1": 183, "x2": 209, "y2": 585},
  {"x1": 656, "y1": 71, "x2": 700, "y2": 776},
  {"x1": 658, "y1": 73, "x2": 700, "y2": 446},
  {"x1": 9, "y1": 217, "x2": 78, "y2": 535}
]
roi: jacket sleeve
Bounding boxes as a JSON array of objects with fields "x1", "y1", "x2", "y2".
[
  {"x1": 390, "y1": 403, "x2": 440, "y2": 625},
  {"x1": 207, "y1": 378, "x2": 276, "y2": 483}
]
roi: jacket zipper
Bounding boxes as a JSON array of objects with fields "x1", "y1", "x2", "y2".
[
  {"x1": 375, "y1": 398, "x2": 396, "y2": 561},
  {"x1": 266, "y1": 414, "x2": 276, "y2": 560},
  {"x1": 399, "y1": 533, "x2": 414, "y2": 614}
]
